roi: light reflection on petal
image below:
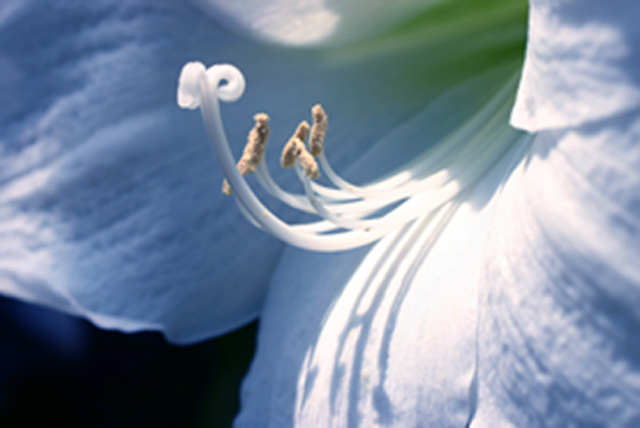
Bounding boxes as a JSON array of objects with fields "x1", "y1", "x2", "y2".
[
  {"x1": 511, "y1": 0, "x2": 640, "y2": 131},
  {"x1": 191, "y1": 0, "x2": 438, "y2": 47},
  {"x1": 473, "y1": 110, "x2": 640, "y2": 427}
]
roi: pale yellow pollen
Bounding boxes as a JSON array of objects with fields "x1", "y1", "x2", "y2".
[
  {"x1": 223, "y1": 113, "x2": 271, "y2": 195},
  {"x1": 281, "y1": 121, "x2": 319, "y2": 179},
  {"x1": 309, "y1": 104, "x2": 327, "y2": 157}
]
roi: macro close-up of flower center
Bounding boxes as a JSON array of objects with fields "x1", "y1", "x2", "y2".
[
  {"x1": 176, "y1": 61, "x2": 531, "y2": 252},
  {"x1": 1, "y1": 0, "x2": 640, "y2": 426}
]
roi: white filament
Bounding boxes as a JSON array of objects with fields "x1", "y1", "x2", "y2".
[{"x1": 176, "y1": 62, "x2": 530, "y2": 252}]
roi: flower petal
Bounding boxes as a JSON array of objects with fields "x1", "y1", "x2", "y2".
[
  {"x1": 235, "y1": 79, "x2": 528, "y2": 426},
  {"x1": 0, "y1": 1, "x2": 286, "y2": 343},
  {"x1": 472, "y1": 110, "x2": 640, "y2": 426},
  {"x1": 511, "y1": 0, "x2": 640, "y2": 131}
]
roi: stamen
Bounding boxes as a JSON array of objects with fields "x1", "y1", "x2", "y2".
[
  {"x1": 176, "y1": 61, "x2": 529, "y2": 252},
  {"x1": 281, "y1": 121, "x2": 319, "y2": 179},
  {"x1": 281, "y1": 121, "x2": 310, "y2": 169},
  {"x1": 222, "y1": 113, "x2": 270, "y2": 195},
  {"x1": 309, "y1": 104, "x2": 327, "y2": 157},
  {"x1": 297, "y1": 144, "x2": 320, "y2": 179}
]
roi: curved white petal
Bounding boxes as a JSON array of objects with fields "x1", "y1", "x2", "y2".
[
  {"x1": 0, "y1": 1, "x2": 286, "y2": 343},
  {"x1": 191, "y1": 0, "x2": 436, "y2": 46},
  {"x1": 472, "y1": 111, "x2": 640, "y2": 426},
  {"x1": 235, "y1": 80, "x2": 528, "y2": 425},
  {"x1": 511, "y1": 0, "x2": 640, "y2": 131}
]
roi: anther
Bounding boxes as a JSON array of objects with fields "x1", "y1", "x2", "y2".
[
  {"x1": 297, "y1": 144, "x2": 320, "y2": 179},
  {"x1": 281, "y1": 121, "x2": 319, "y2": 179},
  {"x1": 281, "y1": 121, "x2": 310, "y2": 169},
  {"x1": 223, "y1": 113, "x2": 271, "y2": 195},
  {"x1": 309, "y1": 104, "x2": 327, "y2": 157}
]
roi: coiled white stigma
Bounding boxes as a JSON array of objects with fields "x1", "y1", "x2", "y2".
[{"x1": 177, "y1": 62, "x2": 529, "y2": 252}]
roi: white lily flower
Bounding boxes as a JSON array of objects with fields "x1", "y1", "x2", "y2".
[
  {"x1": 1, "y1": 0, "x2": 639, "y2": 426},
  {"x1": 183, "y1": 0, "x2": 640, "y2": 426}
]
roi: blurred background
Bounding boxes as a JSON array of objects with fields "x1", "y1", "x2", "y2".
[{"x1": 0, "y1": 295, "x2": 257, "y2": 428}]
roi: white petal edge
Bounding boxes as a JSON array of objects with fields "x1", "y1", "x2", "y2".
[
  {"x1": 511, "y1": 0, "x2": 640, "y2": 132},
  {"x1": 0, "y1": 1, "x2": 286, "y2": 344}
]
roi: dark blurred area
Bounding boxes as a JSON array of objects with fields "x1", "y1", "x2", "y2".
[{"x1": 0, "y1": 295, "x2": 257, "y2": 428}]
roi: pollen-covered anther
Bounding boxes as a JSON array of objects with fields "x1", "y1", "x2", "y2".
[
  {"x1": 281, "y1": 121, "x2": 319, "y2": 179},
  {"x1": 309, "y1": 104, "x2": 327, "y2": 157},
  {"x1": 222, "y1": 113, "x2": 271, "y2": 195},
  {"x1": 281, "y1": 121, "x2": 310, "y2": 169},
  {"x1": 297, "y1": 144, "x2": 320, "y2": 179}
]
